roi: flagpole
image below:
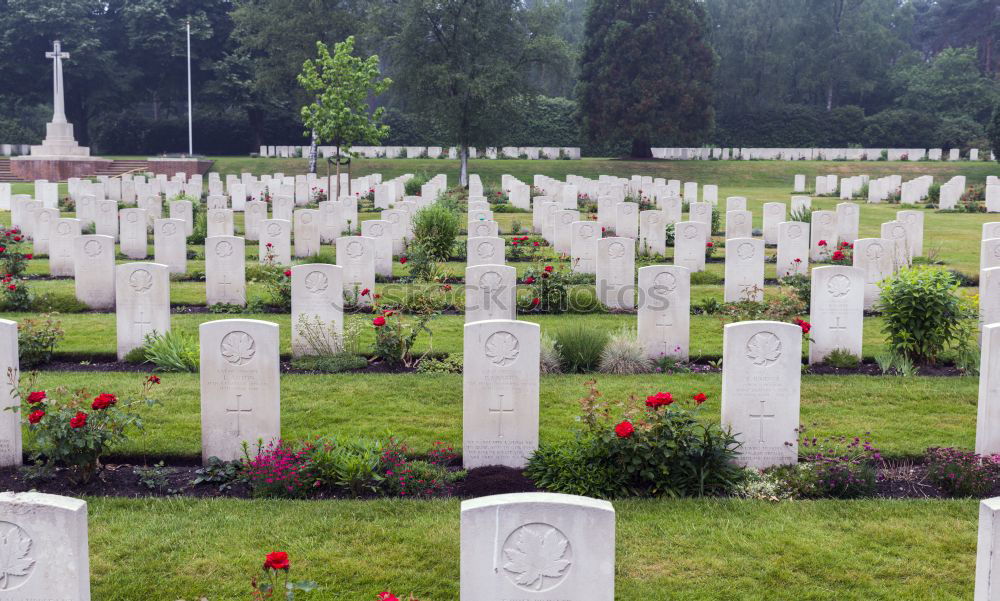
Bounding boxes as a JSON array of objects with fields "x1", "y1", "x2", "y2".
[{"x1": 186, "y1": 18, "x2": 193, "y2": 156}]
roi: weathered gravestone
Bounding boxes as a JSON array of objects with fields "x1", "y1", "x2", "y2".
[
  {"x1": 721, "y1": 321, "x2": 801, "y2": 469},
  {"x1": 852, "y1": 238, "x2": 894, "y2": 310},
  {"x1": 260, "y1": 219, "x2": 291, "y2": 265},
  {"x1": 74, "y1": 235, "x2": 115, "y2": 309},
  {"x1": 571, "y1": 221, "x2": 599, "y2": 274},
  {"x1": 469, "y1": 220, "x2": 500, "y2": 239},
  {"x1": 552, "y1": 210, "x2": 578, "y2": 254},
  {"x1": 291, "y1": 264, "x2": 344, "y2": 357},
  {"x1": 975, "y1": 496, "x2": 1000, "y2": 599},
  {"x1": 336, "y1": 236, "x2": 375, "y2": 306},
  {"x1": 467, "y1": 236, "x2": 505, "y2": 268},
  {"x1": 244, "y1": 200, "x2": 267, "y2": 241},
  {"x1": 615, "y1": 202, "x2": 639, "y2": 239},
  {"x1": 762, "y1": 203, "x2": 786, "y2": 245},
  {"x1": 977, "y1": 324, "x2": 1000, "y2": 456},
  {"x1": 0, "y1": 320, "x2": 19, "y2": 466},
  {"x1": 809, "y1": 210, "x2": 837, "y2": 261},
  {"x1": 461, "y1": 492, "x2": 615, "y2": 601},
  {"x1": 360, "y1": 219, "x2": 393, "y2": 276},
  {"x1": 32, "y1": 207, "x2": 59, "y2": 257},
  {"x1": 50, "y1": 218, "x2": 81, "y2": 276},
  {"x1": 836, "y1": 202, "x2": 860, "y2": 244},
  {"x1": 881, "y1": 220, "x2": 912, "y2": 267},
  {"x1": 94, "y1": 199, "x2": 118, "y2": 241},
  {"x1": 777, "y1": 221, "x2": 809, "y2": 277},
  {"x1": 897, "y1": 210, "x2": 924, "y2": 257},
  {"x1": 809, "y1": 266, "x2": 864, "y2": 364},
  {"x1": 0, "y1": 492, "x2": 90, "y2": 600},
  {"x1": 724, "y1": 238, "x2": 765, "y2": 302},
  {"x1": 673, "y1": 221, "x2": 707, "y2": 272},
  {"x1": 153, "y1": 218, "x2": 187, "y2": 274},
  {"x1": 463, "y1": 320, "x2": 540, "y2": 469},
  {"x1": 119, "y1": 208, "x2": 148, "y2": 259},
  {"x1": 200, "y1": 319, "x2": 280, "y2": 463},
  {"x1": 725, "y1": 210, "x2": 752, "y2": 240},
  {"x1": 207, "y1": 209, "x2": 234, "y2": 238},
  {"x1": 205, "y1": 236, "x2": 246, "y2": 307},
  {"x1": 639, "y1": 211, "x2": 666, "y2": 256},
  {"x1": 115, "y1": 262, "x2": 170, "y2": 359},
  {"x1": 637, "y1": 265, "x2": 690, "y2": 360},
  {"x1": 465, "y1": 265, "x2": 517, "y2": 323},
  {"x1": 596, "y1": 237, "x2": 635, "y2": 310}
]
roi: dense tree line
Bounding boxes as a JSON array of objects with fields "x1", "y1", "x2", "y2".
[{"x1": 0, "y1": 0, "x2": 996, "y2": 156}]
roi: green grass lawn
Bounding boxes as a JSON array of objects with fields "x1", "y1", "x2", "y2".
[
  {"x1": 21, "y1": 371, "x2": 976, "y2": 460},
  {"x1": 89, "y1": 496, "x2": 977, "y2": 600}
]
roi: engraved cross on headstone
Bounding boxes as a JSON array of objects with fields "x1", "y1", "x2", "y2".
[
  {"x1": 830, "y1": 316, "x2": 847, "y2": 331},
  {"x1": 488, "y1": 393, "x2": 514, "y2": 438},
  {"x1": 134, "y1": 305, "x2": 153, "y2": 338},
  {"x1": 748, "y1": 398, "x2": 775, "y2": 443},
  {"x1": 226, "y1": 393, "x2": 252, "y2": 436}
]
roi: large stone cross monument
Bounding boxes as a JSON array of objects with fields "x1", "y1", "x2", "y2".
[{"x1": 11, "y1": 41, "x2": 109, "y2": 180}]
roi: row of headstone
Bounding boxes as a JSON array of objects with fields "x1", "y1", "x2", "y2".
[
  {"x1": 257, "y1": 145, "x2": 585, "y2": 160},
  {"x1": 652, "y1": 147, "x2": 991, "y2": 161}
]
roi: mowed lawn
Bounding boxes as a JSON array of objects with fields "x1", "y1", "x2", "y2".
[
  {"x1": 89, "y1": 496, "x2": 977, "y2": 601},
  {"x1": 20, "y1": 371, "x2": 976, "y2": 459}
]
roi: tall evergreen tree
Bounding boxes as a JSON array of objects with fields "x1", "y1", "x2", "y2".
[{"x1": 577, "y1": 0, "x2": 716, "y2": 157}]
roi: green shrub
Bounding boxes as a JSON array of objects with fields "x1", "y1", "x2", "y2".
[
  {"x1": 878, "y1": 267, "x2": 976, "y2": 364},
  {"x1": 308, "y1": 436, "x2": 386, "y2": 497},
  {"x1": 141, "y1": 330, "x2": 200, "y2": 372},
  {"x1": 187, "y1": 205, "x2": 207, "y2": 245},
  {"x1": 554, "y1": 324, "x2": 608, "y2": 372},
  {"x1": 411, "y1": 203, "x2": 460, "y2": 263},
  {"x1": 17, "y1": 315, "x2": 64, "y2": 368},
  {"x1": 291, "y1": 353, "x2": 368, "y2": 373},
  {"x1": 925, "y1": 447, "x2": 1000, "y2": 497},
  {"x1": 404, "y1": 172, "x2": 430, "y2": 196},
  {"x1": 823, "y1": 349, "x2": 860, "y2": 369},
  {"x1": 597, "y1": 328, "x2": 652, "y2": 374},
  {"x1": 526, "y1": 381, "x2": 742, "y2": 498},
  {"x1": 415, "y1": 354, "x2": 463, "y2": 374},
  {"x1": 31, "y1": 293, "x2": 88, "y2": 313}
]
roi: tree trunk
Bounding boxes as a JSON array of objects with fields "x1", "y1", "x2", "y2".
[
  {"x1": 248, "y1": 108, "x2": 264, "y2": 150},
  {"x1": 460, "y1": 144, "x2": 469, "y2": 187},
  {"x1": 347, "y1": 149, "x2": 352, "y2": 197},
  {"x1": 826, "y1": 80, "x2": 834, "y2": 111},
  {"x1": 630, "y1": 138, "x2": 652, "y2": 159},
  {"x1": 308, "y1": 130, "x2": 318, "y2": 174},
  {"x1": 334, "y1": 144, "x2": 342, "y2": 200}
]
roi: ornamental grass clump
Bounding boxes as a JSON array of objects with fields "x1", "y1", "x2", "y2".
[
  {"x1": 526, "y1": 381, "x2": 741, "y2": 498},
  {"x1": 925, "y1": 447, "x2": 1000, "y2": 497}
]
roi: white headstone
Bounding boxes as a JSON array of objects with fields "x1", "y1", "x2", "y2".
[
  {"x1": 638, "y1": 265, "x2": 690, "y2": 360},
  {"x1": 207, "y1": 209, "x2": 234, "y2": 238},
  {"x1": 465, "y1": 265, "x2": 517, "y2": 323},
  {"x1": 724, "y1": 238, "x2": 765, "y2": 302},
  {"x1": 463, "y1": 320, "x2": 540, "y2": 469},
  {"x1": 115, "y1": 262, "x2": 170, "y2": 359},
  {"x1": 809, "y1": 266, "x2": 864, "y2": 364},
  {"x1": 0, "y1": 320, "x2": 20, "y2": 466},
  {"x1": 762, "y1": 203, "x2": 786, "y2": 245},
  {"x1": 725, "y1": 210, "x2": 752, "y2": 240},
  {"x1": 361, "y1": 219, "x2": 393, "y2": 276},
  {"x1": 809, "y1": 210, "x2": 837, "y2": 261},
  {"x1": 721, "y1": 321, "x2": 802, "y2": 469},
  {"x1": 206, "y1": 236, "x2": 246, "y2": 307},
  {"x1": 260, "y1": 219, "x2": 291, "y2": 265},
  {"x1": 469, "y1": 220, "x2": 500, "y2": 239},
  {"x1": 835, "y1": 202, "x2": 859, "y2": 244},
  {"x1": 974, "y1": 496, "x2": 1000, "y2": 599},
  {"x1": 153, "y1": 218, "x2": 187, "y2": 274},
  {"x1": 73, "y1": 235, "x2": 115, "y2": 309},
  {"x1": 897, "y1": 210, "x2": 924, "y2": 257},
  {"x1": 293, "y1": 209, "x2": 321, "y2": 258},
  {"x1": 119, "y1": 208, "x2": 148, "y2": 259},
  {"x1": 596, "y1": 237, "x2": 635, "y2": 310},
  {"x1": 673, "y1": 221, "x2": 707, "y2": 272},
  {"x1": 460, "y1": 493, "x2": 614, "y2": 601},
  {"x1": 777, "y1": 221, "x2": 810, "y2": 277},
  {"x1": 291, "y1": 264, "x2": 344, "y2": 357},
  {"x1": 32, "y1": 207, "x2": 59, "y2": 256},
  {"x1": 881, "y1": 220, "x2": 912, "y2": 267},
  {"x1": 50, "y1": 218, "x2": 81, "y2": 276},
  {"x1": 245, "y1": 200, "x2": 267, "y2": 241},
  {"x1": 570, "y1": 221, "x2": 599, "y2": 273},
  {"x1": 467, "y1": 236, "x2": 505, "y2": 268},
  {"x1": 94, "y1": 199, "x2": 118, "y2": 241},
  {"x1": 336, "y1": 236, "x2": 375, "y2": 305},
  {"x1": 852, "y1": 238, "x2": 894, "y2": 311},
  {"x1": 638, "y1": 211, "x2": 666, "y2": 256}
]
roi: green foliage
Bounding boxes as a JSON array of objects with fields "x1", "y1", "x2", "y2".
[
  {"x1": 308, "y1": 436, "x2": 386, "y2": 498},
  {"x1": 409, "y1": 203, "x2": 460, "y2": 273},
  {"x1": 140, "y1": 331, "x2": 200, "y2": 373},
  {"x1": 823, "y1": 349, "x2": 860, "y2": 369},
  {"x1": 404, "y1": 172, "x2": 429, "y2": 196},
  {"x1": 527, "y1": 381, "x2": 742, "y2": 497},
  {"x1": 298, "y1": 36, "x2": 391, "y2": 152},
  {"x1": 924, "y1": 447, "x2": 1000, "y2": 498},
  {"x1": 31, "y1": 293, "x2": 88, "y2": 313},
  {"x1": 554, "y1": 324, "x2": 608, "y2": 373},
  {"x1": 878, "y1": 267, "x2": 977, "y2": 364},
  {"x1": 291, "y1": 353, "x2": 367, "y2": 373},
  {"x1": 415, "y1": 354, "x2": 463, "y2": 374},
  {"x1": 990, "y1": 103, "x2": 1000, "y2": 162},
  {"x1": 17, "y1": 315, "x2": 64, "y2": 368},
  {"x1": 578, "y1": 0, "x2": 715, "y2": 156}
]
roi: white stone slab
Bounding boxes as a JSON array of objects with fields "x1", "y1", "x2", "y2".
[
  {"x1": 115, "y1": 262, "x2": 170, "y2": 359},
  {"x1": 638, "y1": 265, "x2": 690, "y2": 360}
]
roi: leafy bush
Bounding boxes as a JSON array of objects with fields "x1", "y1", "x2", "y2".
[
  {"x1": 309, "y1": 436, "x2": 386, "y2": 497},
  {"x1": 597, "y1": 328, "x2": 652, "y2": 374},
  {"x1": 0, "y1": 226, "x2": 32, "y2": 277},
  {"x1": 823, "y1": 349, "x2": 860, "y2": 369},
  {"x1": 18, "y1": 315, "x2": 64, "y2": 367},
  {"x1": 526, "y1": 381, "x2": 741, "y2": 497},
  {"x1": 411, "y1": 203, "x2": 460, "y2": 262},
  {"x1": 0, "y1": 276, "x2": 30, "y2": 311},
  {"x1": 141, "y1": 330, "x2": 200, "y2": 372},
  {"x1": 878, "y1": 267, "x2": 977, "y2": 364},
  {"x1": 246, "y1": 439, "x2": 318, "y2": 499},
  {"x1": 31, "y1": 293, "x2": 88, "y2": 313},
  {"x1": 415, "y1": 354, "x2": 463, "y2": 374},
  {"x1": 790, "y1": 431, "x2": 880, "y2": 499},
  {"x1": 404, "y1": 172, "x2": 430, "y2": 196},
  {"x1": 519, "y1": 263, "x2": 572, "y2": 313},
  {"x1": 925, "y1": 447, "x2": 1000, "y2": 497},
  {"x1": 370, "y1": 296, "x2": 436, "y2": 367},
  {"x1": 249, "y1": 262, "x2": 291, "y2": 311},
  {"x1": 554, "y1": 324, "x2": 608, "y2": 372},
  {"x1": 291, "y1": 353, "x2": 368, "y2": 373},
  {"x1": 12, "y1": 373, "x2": 161, "y2": 483}
]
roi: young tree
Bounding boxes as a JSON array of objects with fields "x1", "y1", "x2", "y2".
[
  {"x1": 298, "y1": 36, "x2": 391, "y2": 197},
  {"x1": 385, "y1": 0, "x2": 566, "y2": 186},
  {"x1": 577, "y1": 0, "x2": 716, "y2": 158}
]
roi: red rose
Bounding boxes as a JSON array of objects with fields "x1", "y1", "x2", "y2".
[
  {"x1": 377, "y1": 593, "x2": 399, "y2": 601},
  {"x1": 263, "y1": 551, "x2": 290, "y2": 571},
  {"x1": 7, "y1": 285, "x2": 14, "y2": 291},
  {"x1": 706, "y1": 241, "x2": 714, "y2": 248},
  {"x1": 360, "y1": 288, "x2": 370, "y2": 297},
  {"x1": 13, "y1": 236, "x2": 21, "y2": 242},
  {"x1": 693, "y1": 392, "x2": 707, "y2": 405},
  {"x1": 533, "y1": 241, "x2": 539, "y2": 247},
  {"x1": 442, "y1": 284, "x2": 452, "y2": 291},
  {"x1": 26, "y1": 391, "x2": 45, "y2": 404},
  {"x1": 91, "y1": 393, "x2": 118, "y2": 410},
  {"x1": 530, "y1": 297, "x2": 540, "y2": 307},
  {"x1": 283, "y1": 270, "x2": 291, "y2": 277},
  {"x1": 27, "y1": 410, "x2": 44, "y2": 424},
  {"x1": 524, "y1": 276, "x2": 535, "y2": 285},
  {"x1": 0, "y1": 247, "x2": 7, "y2": 254},
  {"x1": 266, "y1": 242, "x2": 273, "y2": 248},
  {"x1": 511, "y1": 239, "x2": 520, "y2": 246},
  {"x1": 373, "y1": 316, "x2": 386, "y2": 327},
  {"x1": 794, "y1": 318, "x2": 811, "y2": 334},
  {"x1": 147, "y1": 375, "x2": 161, "y2": 384},
  {"x1": 614, "y1": 420, "x2": 634, "y2": 438},
  {"x1": 69, "y1": 411, "x2": 87, "y2": 428},
  {"x1": 645, "y1": 392, "x2": 674, "y2": 408},
  {"x1": 544, "y1": 265, "x2": 553, "y2": 273},
  {"x1": 818, "y1": 239, "x2": 827, "y2": 247},
  {"x1": 373, "y1": 293, "x2": 381, "y2": 299},
  {"x1": 400, "y1": 257, "x2": 408, "y2": 264},
  {"x1": 24, "y1": 254, "x2": 32, "y2": 260},
  {"x1": 794, "y1": 258, "x2": 802, "y2": 263},
  {"x1": 832, "y1": 250, "x2": 845, "y2": 261}
]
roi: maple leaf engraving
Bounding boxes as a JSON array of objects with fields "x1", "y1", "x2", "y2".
[
  {"x1": 221, "y1": 331, "x2": 256, "y2": 365},
  {"x1": 746, "y1": 332, "x2": 781, "y2": 366},
  {"x1": 502, "y1": 525, "x2": 571, "y2": 591},
  {"x1": 0, "y1": 523, "x2": 34, "y2": 590},
  {"x1": 827, "y1": 274, "x2": 851, "y2": 298},
  {"x1": 485, "y1": 332, "x2": 520, "y2": 367}
]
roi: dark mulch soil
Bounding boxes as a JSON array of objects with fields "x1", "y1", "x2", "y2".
[
  {"x1": 806, "y1": 361, "x2": 966, "y2": 377},
  {"x1": 453, "y1": 465, "x2": 537, "y2": 497}
]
